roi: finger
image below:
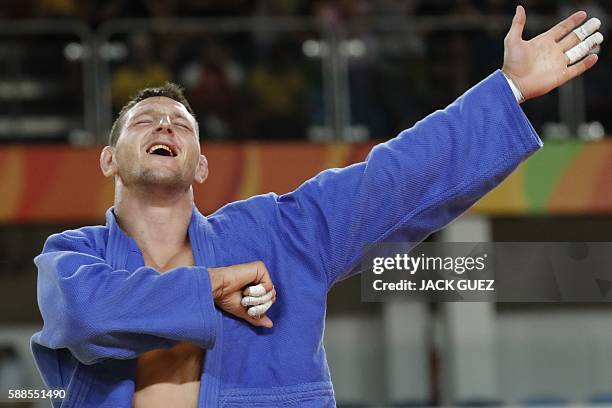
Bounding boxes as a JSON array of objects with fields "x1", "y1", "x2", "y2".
[
  {"x1": 245, "y1": 313, "x2": 273, "y2": 328},
  {"x1": 243, "y1": 283, "x2": 267, "y2": 297},
  {"x1": 565, "y1": 32, "x2": 604, "y2": 65},
  {"x1": 566, "y1": 53, "x2": 598, "y2": 81},
  {"x1": 248, "y1": 300, "x2": 273, "y2": 317},
  {"x1": 573, "y1": 17, "x2": 601, "y2": 41},
  {"x1": 256, "y1": 315, "x2": 273, "y2": 328},
  {"x1": 559, "y1": 17, "x2": 601, "y2": 51},
  {"x1": 253, "y1": 261, "x2": 274, "y2": 292},
  {"x1": 241, "y1": 289, "x2": 274, "y2": 307},
  {"x1": 245, "y1": 311, "x2": 273, "y2": 328},
  {"x1": 234, "y1": 261, "x2": 274, "y2": 293},
  {"x1": 506, "y1": 5, "x2": 526, "y2": 43},
  {"x1": 547, "y1": 10, "x2": 587, "y2": 41}
]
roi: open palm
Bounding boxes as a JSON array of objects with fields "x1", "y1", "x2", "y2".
[{"x1": 502, "y1": 6, "x2": 602, "y2": 101}]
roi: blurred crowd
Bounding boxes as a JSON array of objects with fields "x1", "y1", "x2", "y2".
[
  {"x1": 1, "y1": 0, "x2": 609, "y2": 23},
  {"x1": 0, "y1": 0, "x2": 610, "y2": 141}
]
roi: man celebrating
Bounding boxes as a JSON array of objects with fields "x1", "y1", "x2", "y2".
[{"x1": 32, "y1": 6, "x2": 603, "y2": 407}]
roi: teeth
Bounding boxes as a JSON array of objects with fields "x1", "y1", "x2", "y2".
[{"x1": 147, "y1": 144, "x2": 174, "y2": 156}]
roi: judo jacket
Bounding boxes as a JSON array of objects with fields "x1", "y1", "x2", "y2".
[{"x1": 31, "y1": 70, "x2": 542, "y2": 407}]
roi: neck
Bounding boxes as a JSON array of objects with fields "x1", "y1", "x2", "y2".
[{"x1": 113, "y1": 180, "x2": 194, "y2": 258}]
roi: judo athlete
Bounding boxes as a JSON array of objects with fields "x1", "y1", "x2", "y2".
[{"x1": 31, "y1": 6, "x2": 603, "y2": 408}]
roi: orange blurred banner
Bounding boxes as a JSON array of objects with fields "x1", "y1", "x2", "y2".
[
  {"x1": 0, "y1": 142, "x2": 374, "y2": 223},
  {"x1": 2, "y1": 139, "x2": 612, "y2": 223}
]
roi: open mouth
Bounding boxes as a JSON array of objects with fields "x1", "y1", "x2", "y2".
[{"x1": 146, "y1": 144, "x2": 176, "y2": 157}]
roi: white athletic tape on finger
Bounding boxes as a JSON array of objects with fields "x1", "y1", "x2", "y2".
[
  {"x1": 248, "y1": 300, "x2": 273, "y2": 317},
  {"x1": 573, "y1": 18, "x2": 601, "y2": 41},
  {"x1": 566, "y1": 32, "x2": 604, "y2": 64},
  {"x1": 241, "y1": 290, "x2": 274, "y2": 307},
  {"x1": 245, "y1": 283, "x2": 266, "y2": 297}
]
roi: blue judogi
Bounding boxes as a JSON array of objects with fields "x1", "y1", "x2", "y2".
[{"x1": 31, "y1": 70, "x2": 542, "y2": 407}]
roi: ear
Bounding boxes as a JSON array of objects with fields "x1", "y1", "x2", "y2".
[
  {"x1": 194, "y1": 154, "x2": 209, "y2": 184},
  {"x1": 100, "y1": 146, "x2": 117, "y2": 177}
]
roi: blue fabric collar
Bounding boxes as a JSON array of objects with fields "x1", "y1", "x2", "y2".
[{"x1": 103, "y1": 205, "x2": 213, "y2": 269}]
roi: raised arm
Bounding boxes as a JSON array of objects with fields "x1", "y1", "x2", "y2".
[{"x1": 272, "y1": 7, "x2": 603, "y2": 288}]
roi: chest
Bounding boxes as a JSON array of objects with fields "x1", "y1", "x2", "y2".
[
  {"x1": 133, "y1": 242, "x2": 204, "y2": 405},
  {"x1": 142, "y1": 243, "x2": 195, "y2": 273}
]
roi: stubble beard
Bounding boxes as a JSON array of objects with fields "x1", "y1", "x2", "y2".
[{"x1": 120, "y1": 164, "x2": 191, "y2": 196}]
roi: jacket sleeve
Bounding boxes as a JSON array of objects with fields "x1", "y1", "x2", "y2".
[
  {"x1": 272, "y1": 70, "x2": 542, "y2": 288},
  {"x1": 32, "y1": 228, "x2": 219, "y2": 365}
]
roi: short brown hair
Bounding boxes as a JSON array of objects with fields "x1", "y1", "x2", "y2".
[{"x1": 108, "y1": 82, "x2": 196, "y2": 146}]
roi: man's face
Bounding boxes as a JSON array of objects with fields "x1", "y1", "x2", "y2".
[{"x1": 105, "y1": 96, "x2": 206, "y2": 191}]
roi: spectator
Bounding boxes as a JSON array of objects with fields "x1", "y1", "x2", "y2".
[
  {"x1": 180, "y1": 38, "x2": 244, "y2": 139},
  {"x1": 247, "y1": 41, "x2": 307, "y2": 139},
  {"x1": 471, "y1": 0, "x2": 508, "y2": 82},
  {"x1": 111, "y1": 33, "x2": 171, "y2": 112}
]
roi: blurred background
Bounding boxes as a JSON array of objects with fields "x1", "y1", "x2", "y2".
[{"x1": 1, "y1": 0, "x2": 612, "y2": 407}]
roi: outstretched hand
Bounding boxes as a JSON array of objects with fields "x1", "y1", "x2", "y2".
[{"x1": 502, "y1": 5, "x2": 604, "y2": 101}]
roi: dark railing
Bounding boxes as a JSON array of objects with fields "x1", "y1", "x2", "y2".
[{"x1": 0, "y1": 15, "x2": 607, "y2": 144}]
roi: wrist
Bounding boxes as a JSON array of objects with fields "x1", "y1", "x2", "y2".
[
  {"x1": 502, "y1": 69, "x2": 526, "y2": 103},
  {"x1": 207, "y1": 267, "x2": 225, "y2": 301}
]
